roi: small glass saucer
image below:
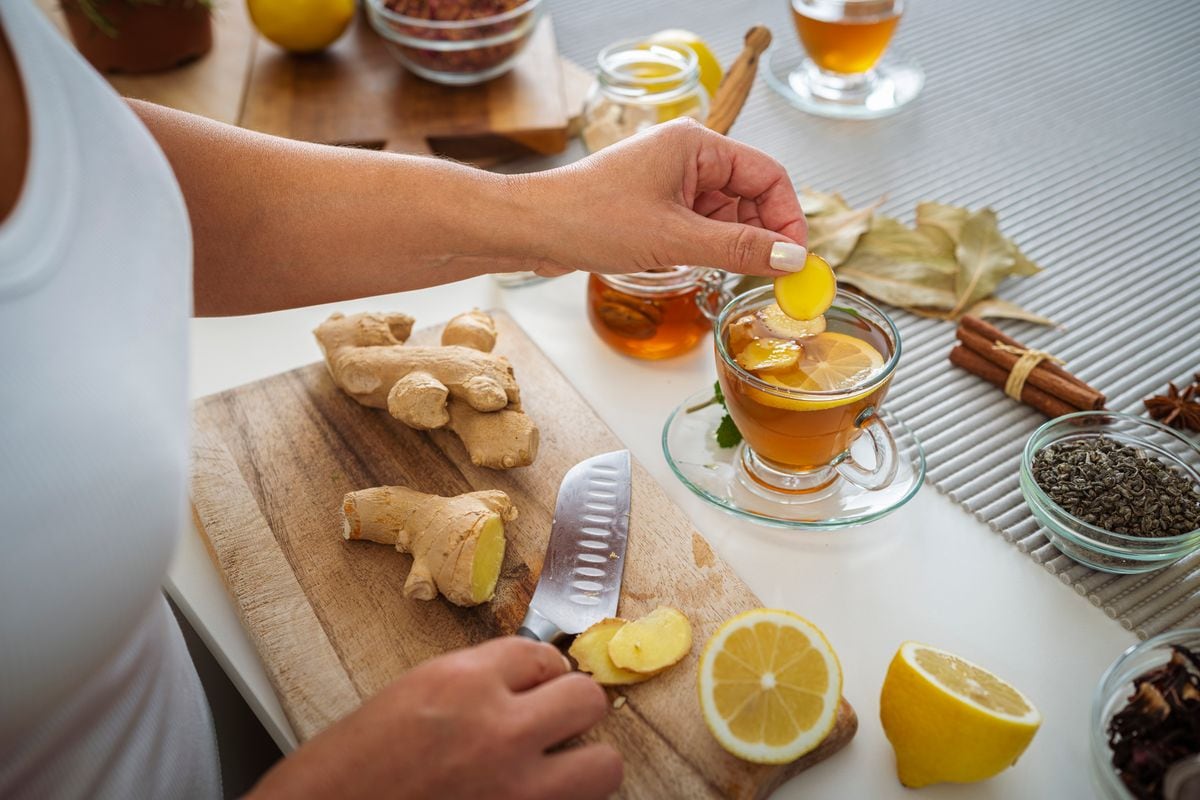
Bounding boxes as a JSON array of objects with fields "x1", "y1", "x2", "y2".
[
  {"x1": 662, "y1": 387, "x2": 925, "y2": 529},
  {"x1": 764, "y1": 45, "x2": 924, "y2": 120}
]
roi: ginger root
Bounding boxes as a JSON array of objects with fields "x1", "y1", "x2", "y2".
[
  {"x1": 571, "y1": 607, "x2": 693, "y2": 685},
  {"x1": 315, "y1": 310, "x2": 538, "y2": 469},
  {"x1": 342, "y1": 485, "x2": 517, "y2": 606}
]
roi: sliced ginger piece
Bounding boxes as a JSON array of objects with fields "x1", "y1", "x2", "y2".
[
  {"x1": 773, "y1": 252, "x2": 837, "y2": 321},
  {"x1": 727, "y1": 314, "x2": 757, "y2": 354},
  {"x1": 735, "y1": 338, "x2": 802, "y2": 373},
  {"x1": 608, "y1": 607, "x2": 693, "y2": 675},
  {"x1": 569, "y1": 619, "x2": 653, "y2": 686},
  {"x1": 754, "y1": 303, "x2": 827, "y2": 340}
]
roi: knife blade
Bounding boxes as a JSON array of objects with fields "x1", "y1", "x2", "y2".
[{"x1": 516, "y1": 449, "x2": 632, "y2": 645}]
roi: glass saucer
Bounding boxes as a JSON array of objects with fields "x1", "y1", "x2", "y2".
[
  {"x1": 662, "y1": 387, "x2": 926, "y2": 529},
  {"x1": 764, "y1": 45, "x2": 924, "y2": 120}
]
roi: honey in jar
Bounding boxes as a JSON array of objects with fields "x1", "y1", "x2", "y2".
[{"x1": 587, "y1": 267, "x2": 713, "y2": 360}]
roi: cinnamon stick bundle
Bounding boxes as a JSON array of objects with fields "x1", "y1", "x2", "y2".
[{"x1": 949, "y1": 316, "x2": 1106, "y2": 418}]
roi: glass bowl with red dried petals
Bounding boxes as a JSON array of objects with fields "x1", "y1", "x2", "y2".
[
  {"x1": 365, "y1": 0, "x2": 543, "y2": 85},
  {"x1": 1092, "y1": 629, "x2": 1200, "y2": 800},
  {"x1": 1020, "y1": 412, "x2": 1200, "y2": 574}
]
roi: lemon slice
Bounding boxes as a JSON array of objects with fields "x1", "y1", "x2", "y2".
[
  {"x1": 698, "y1": 609, "x2": 842, "y2": 764},
  {"x1": 764, "y1": 332, "x2": 884, "y2": 393},
  {"x1": 880, "y1": 642, "x2": 1042, "y2": 788},
  {"x1": 774, "y1": 253, "x2": 837, "y2": 321}
]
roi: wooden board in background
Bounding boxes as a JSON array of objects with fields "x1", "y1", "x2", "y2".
[
  {"x1": 240, "y1": 12, "x2": 569, "y2": 154},
  {"x1": 35, "y1": 0, "x2": 258, "y2": 125},
  {"x1": 191, "y1": 311, "x2": 856, "y2": 799}
]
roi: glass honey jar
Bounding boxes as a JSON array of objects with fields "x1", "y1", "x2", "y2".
[{"x1": 587, "y1": 267, "x2": 720, "y2": 360}]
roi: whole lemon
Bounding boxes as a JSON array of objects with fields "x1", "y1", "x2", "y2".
[
  {"x1": 644, "y1": 29, "x2": 723, "y2": 98},
  {"x1": 247, "y1": 0, "x2": 355, "y2": 54}
]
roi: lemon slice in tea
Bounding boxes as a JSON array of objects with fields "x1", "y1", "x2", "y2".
[
  {"x1": 773, "y1": 253, "x2": 837, "y2": 321},
  {"x1": 764, "y1": 332, "x2": 884, "y2": 393},
  {"x1": 698, "y1": 609, "x2": 843, "y2": 764}
]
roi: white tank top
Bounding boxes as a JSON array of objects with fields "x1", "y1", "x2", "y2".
[{"x1": 0, "y1": 1, "x2": 220, "y2": 796}]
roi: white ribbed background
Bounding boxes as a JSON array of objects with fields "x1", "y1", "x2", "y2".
[{"x1": 547, "y1": 0, "x2": 1200, "y2": 638}]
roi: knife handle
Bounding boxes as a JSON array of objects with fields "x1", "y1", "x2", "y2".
[{"x1": 516, "y1": 609, "x2": 566, "y2": 645}]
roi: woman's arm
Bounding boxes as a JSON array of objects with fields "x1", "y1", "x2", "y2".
[{"x1": 134, "y1": 103, "x2": 807, "y2": 317}]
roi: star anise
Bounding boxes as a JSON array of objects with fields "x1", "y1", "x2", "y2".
[{"x1": 1145, "y1": 379, "x2": 1200, "y2": 432}]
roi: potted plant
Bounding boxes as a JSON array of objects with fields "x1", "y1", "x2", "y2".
[{"x1": 63, "y1": 0, "x2": 214, "y2": 74}]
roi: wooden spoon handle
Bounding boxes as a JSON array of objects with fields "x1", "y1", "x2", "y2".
[{"x1": 705, "y1": 25, "x2": 772, "y2": 135}]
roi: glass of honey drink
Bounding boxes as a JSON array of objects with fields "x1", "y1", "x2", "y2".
[
  {"x1": 716, "y1": 285, "x2": 902, "y2": 495},
  {"x1": 587, "y1": 267, "x2": 720, "y2": 360},
  {"x1": 766, "y1": 0, "x2": 923, "y2": 119}
]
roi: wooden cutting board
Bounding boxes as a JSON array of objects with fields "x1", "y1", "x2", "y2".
[{"x1": 191, "y1": 311, "x2": 857, "y2": 799}]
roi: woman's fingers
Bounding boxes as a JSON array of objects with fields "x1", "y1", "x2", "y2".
[
  {"x1": 689, "y1": 127, "x2": 807, "y2": 247},
  {"x1": 529, "y1": 744, "x2": 624, "y2": 800},
  {"x1": 517, "y1": 672, "x2": 609, "y2": 748},
  {"x1": 665, "y1": 211, "x2": 806, "y2": 277},
  {"x1": 473, "y1": 637, "x2": 570, "y2": 692}
]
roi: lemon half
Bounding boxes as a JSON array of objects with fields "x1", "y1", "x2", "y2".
[
  {"x1": 698, "y1": 609, "x2": 843, "y2": 764},
  {"x1": 880, "y1": 642, "x2": 1042, "y2": 788}
]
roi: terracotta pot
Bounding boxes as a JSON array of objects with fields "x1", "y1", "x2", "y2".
[{"x1": 63, "y1": 1, "x2": 213, "y2": 74}]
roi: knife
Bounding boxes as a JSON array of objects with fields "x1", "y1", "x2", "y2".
[{"x1": 517, "y1": 450, "x2": 632, "y2": 645}]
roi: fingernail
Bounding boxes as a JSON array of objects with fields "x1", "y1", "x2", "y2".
[
  {"x1": 561, "y1": 653, "x2": 574, "y2": 672},
  {"x1": 769, "y1": 242, "x2": 808, "y2": 272}
]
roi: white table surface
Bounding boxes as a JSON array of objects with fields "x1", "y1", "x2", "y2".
[{"x1": 170, "y1": 270, "x2": 1135, "y2": 798}]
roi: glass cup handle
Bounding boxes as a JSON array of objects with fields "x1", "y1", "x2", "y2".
[
  {"x1": 835, "y1": 408, "x2": 899, "y2": 491},
  {"x1": 694, "y1": 268, "x2": 732, "y2": 323}
]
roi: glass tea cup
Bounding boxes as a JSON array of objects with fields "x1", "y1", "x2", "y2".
[
  {"x1": 714, "y1": 286, "x2": 902, "y2": 495},
  {"x1": 771, "y1": 0, "x2": 923, "y2": 119}
]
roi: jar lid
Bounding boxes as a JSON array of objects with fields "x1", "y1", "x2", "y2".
[{"x1": 598, "y1": 266, "x2": 703, "y2": 296}]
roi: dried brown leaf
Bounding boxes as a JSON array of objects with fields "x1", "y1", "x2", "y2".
[
  {"x1": 965, "y1": 297, "x2": 1056, "y2": 326},
  {"x1": 806, "y1": 201, "x2": 879, "y2": 267},
  {"x1": 799, "y1": 189, "x2": 850, "y2": 217},
  {"x1": 915, "y1": 201, "x2": 967, "y2": 251},
  {"x1": 836, "y1": 217, "x2": 959, "y2": 309},
  {"x1": 950, "y1": 208, "x2": 1017, "y2": 316},
  {"x1": 1012, "y1": 246, "x2": 1043, "y2": 276}
]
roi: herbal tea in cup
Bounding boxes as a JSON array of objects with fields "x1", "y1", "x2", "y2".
[
  {"x1": 769, "y1": 0, "x2": 923, "y2": 120},
  {"x1": 716, "y1": 286, "x2": 901, "y2": 494},
  {"x1": 791, "y1": 0, "x2": 901, "y2": 76}
]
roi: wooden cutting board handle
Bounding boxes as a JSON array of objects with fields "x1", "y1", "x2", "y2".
[{"x1": 706, "y1": 25, "x2": 773, "y2": 135}]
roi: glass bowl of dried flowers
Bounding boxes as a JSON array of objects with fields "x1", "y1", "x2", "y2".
[
  {"x1": 365, "y1": 0, "x2": 543, "y2": 85},
  {"x1": 1020, "y1": 411, "x2": 1200, "y2": 574},
  {"x1": 1091, "y1": 628, "x2": 1200, "y2": 800}
]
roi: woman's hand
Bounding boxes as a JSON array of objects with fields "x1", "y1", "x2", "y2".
[
  {"x1": 519, "y1": 118, "x2": 808, "y2": 278},
  {"x1": 246, "y1": 637, "x2": 621, "y2": 800}
]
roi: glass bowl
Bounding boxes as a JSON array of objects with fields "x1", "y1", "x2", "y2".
[
  {"x1": 1091, "y1": 628, "x2": 1200, "y2": 799},
  {"x1": 364, "y1": 0, "x2": 543, "y2": 86},
  {"x1": 1019, "y1": 412, "x2": 1200, "y2": 574}
]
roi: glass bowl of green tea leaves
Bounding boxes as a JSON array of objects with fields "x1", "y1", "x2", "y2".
[
  {"x1": 1020, "y1": 412, "x2": 1200, "y2": 574},
  {"x1": 1091, "y1": 628, "x2": 1200, "y2": 799}
]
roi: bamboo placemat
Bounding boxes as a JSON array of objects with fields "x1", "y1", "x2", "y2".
[{"x1": 548, "y1": 0, "x2": 1200, "y2": 638}]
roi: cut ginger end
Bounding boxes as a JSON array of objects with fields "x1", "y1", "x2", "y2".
[
  {"x1": 468, "y1": 516, "x2": 507, "y2": 604},
  {"x1": 608, "y1": 607, "x2": 693, "y2": 675},
  {"x1": 569, "y1": 619, "x2": 652, "y2": 686}
]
